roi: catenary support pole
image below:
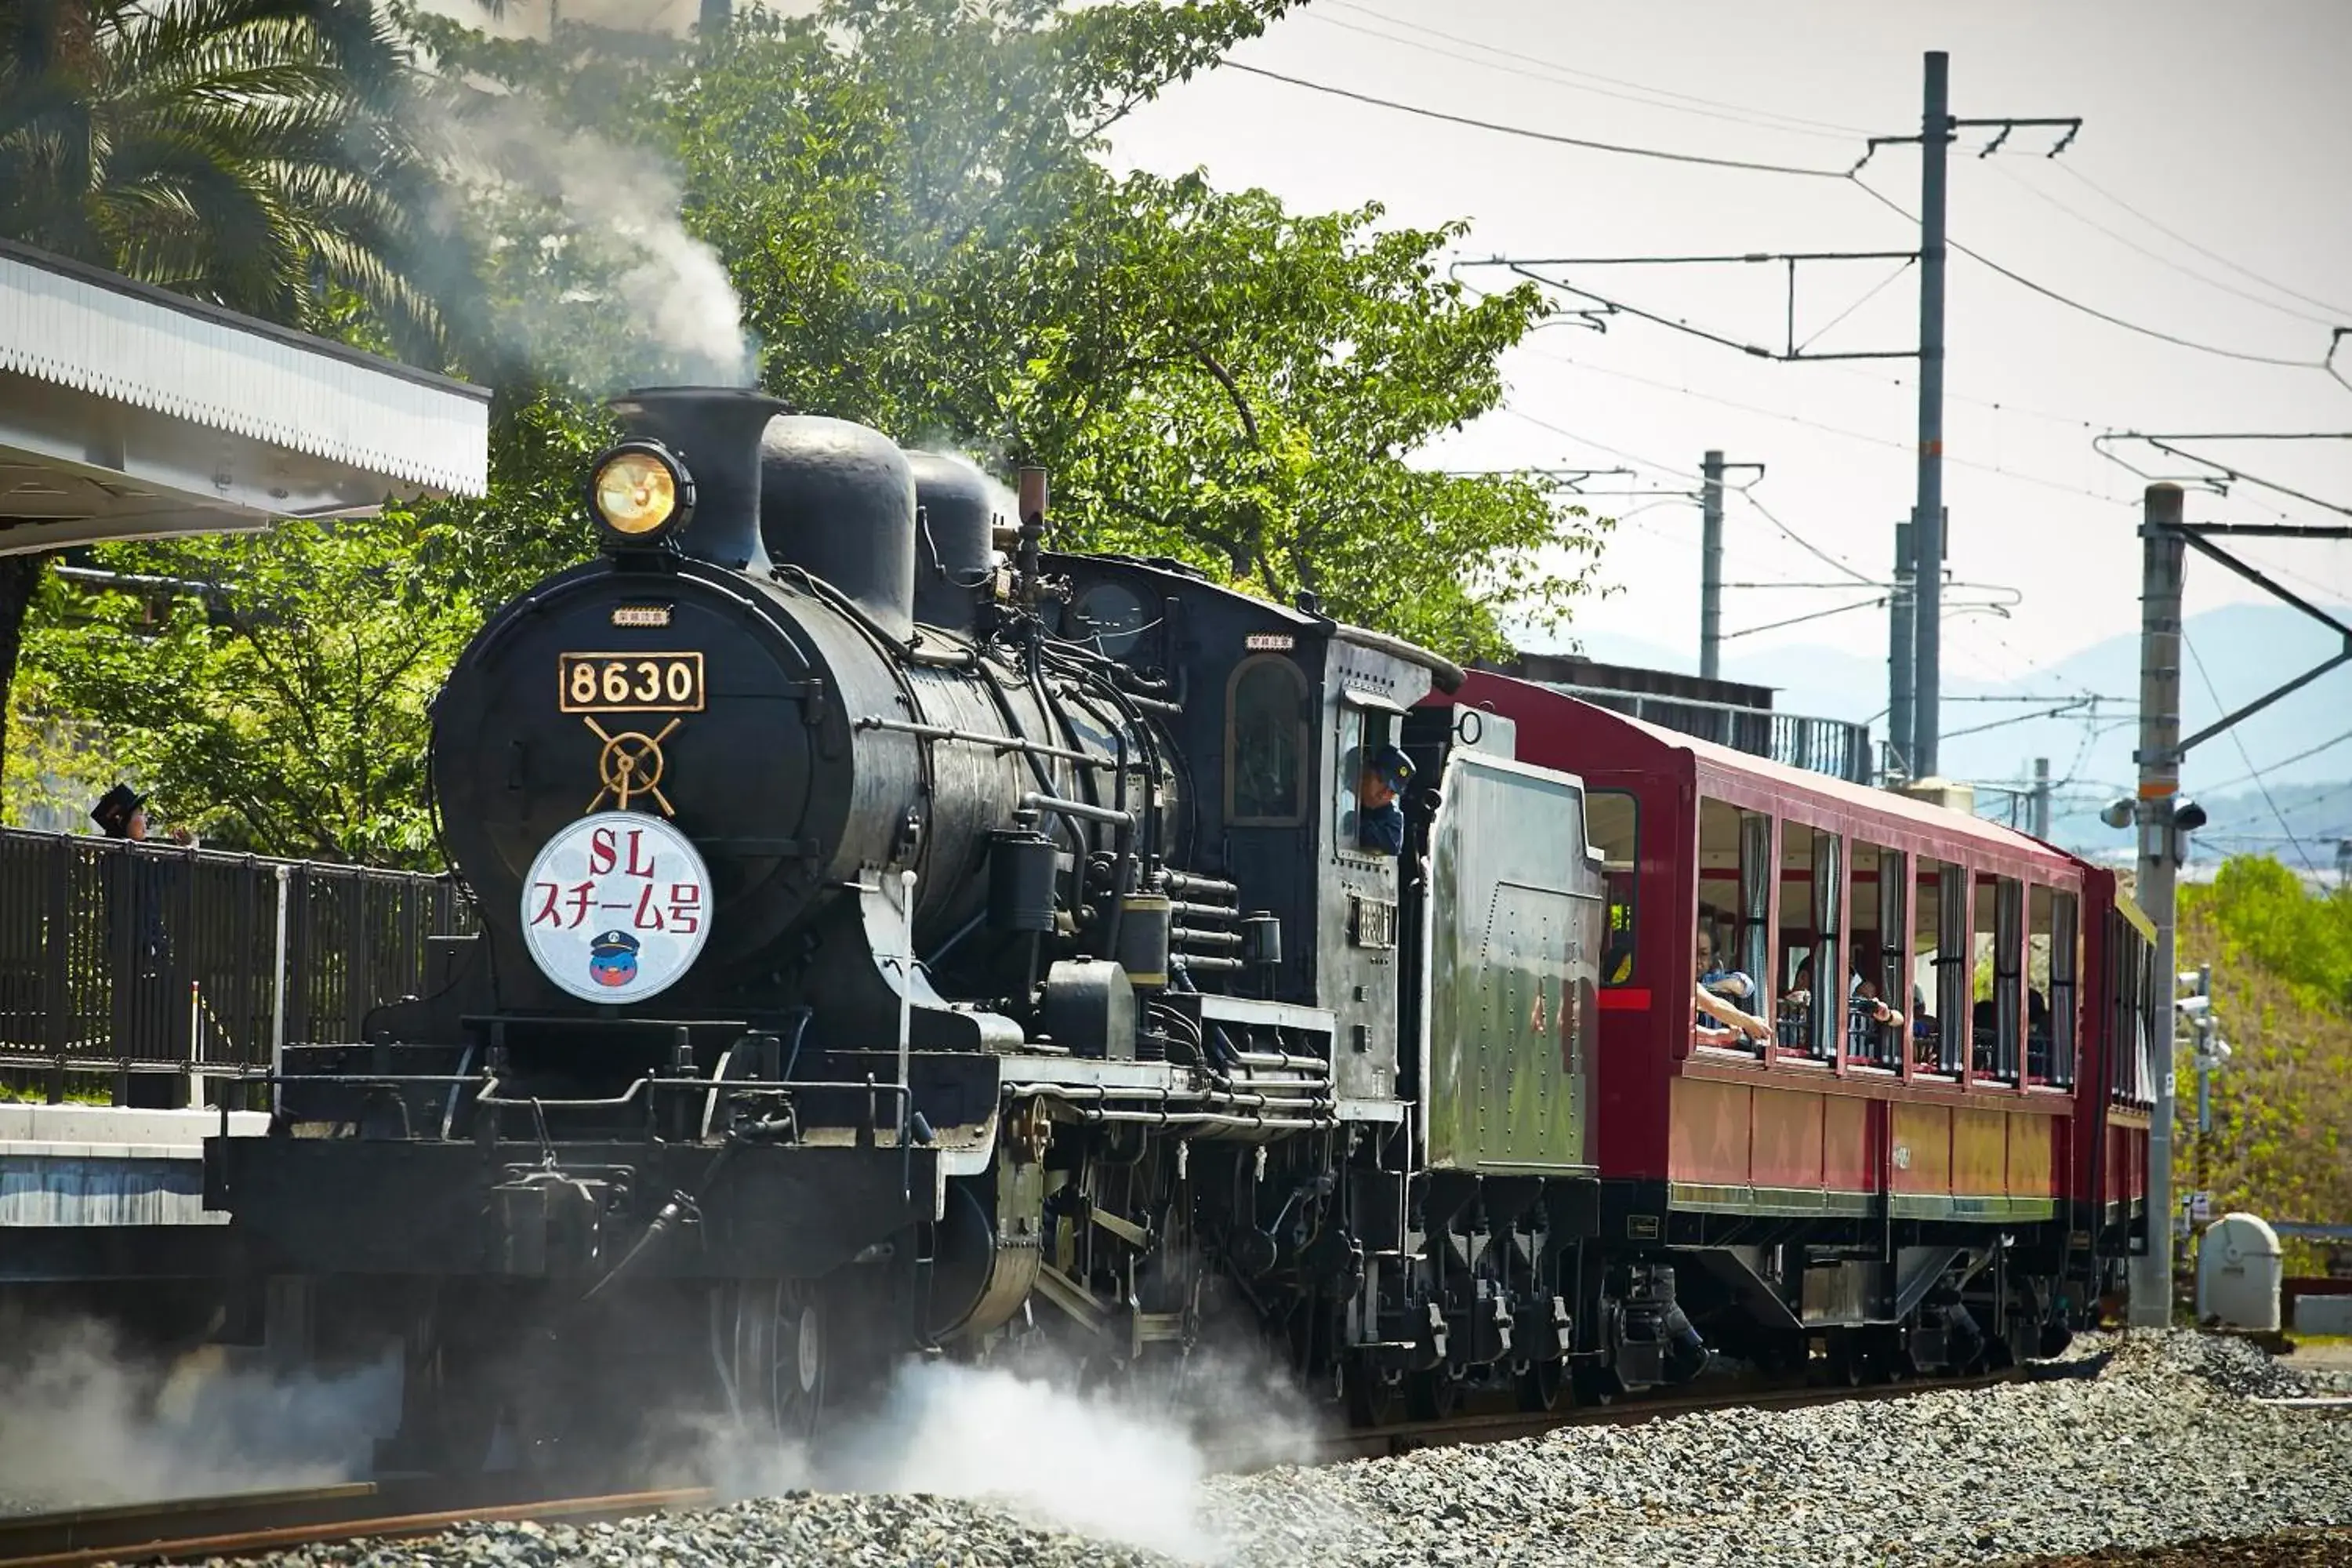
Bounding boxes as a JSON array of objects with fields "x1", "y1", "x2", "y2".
[
  {"x1": 1700, "y1": 450, "x2": 1725, "y2": 681},
  {"x1": 1911, "y1": 50, "x2": 1951, "y2": 779},
  {"x1": 2031, "y1": 757, "x2": 2051, "y2": 839},
  {"x1": 2129, "y1": 481, "x2": 2186, "y2": 1327},
  {"x1": 1888, "y1": 520, "x2": 1916, "y2": 780}
]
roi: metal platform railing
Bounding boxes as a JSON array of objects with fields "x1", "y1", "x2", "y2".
[
  {"x1": 0, "y1": 828, "x2": 473, "y2": 1100},
  {"x1": 1540, "y1": 683, "x2": 1875, "y2": 785}
]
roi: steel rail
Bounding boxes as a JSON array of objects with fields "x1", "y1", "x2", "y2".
[
  {"x1": 0, "y1": 1483, "x2": 713, "y2": 1568},
  {"x1": 1217, "y1": 1368, "x2": 2029, "y2": 1472}
]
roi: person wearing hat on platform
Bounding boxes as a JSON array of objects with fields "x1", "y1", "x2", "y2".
[
  {"x1": 91, "y1": 782, "x2": 189, "y2": 1079},
  {"x1": 90, "y1": 783, "x2": 194, "y2": 846},
  {"x1": 1355, "y1": 743, "x2": 1414, "y2": 856}
]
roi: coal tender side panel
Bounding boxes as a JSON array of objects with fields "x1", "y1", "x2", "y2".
[{"x1": 1426, "y1": 754, "x2": 1600, "y2": 1173}]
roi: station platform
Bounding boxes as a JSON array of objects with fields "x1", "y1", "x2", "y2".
[{"x1": 0, "y1": 1104, "x2": 264, "y2": 1282}]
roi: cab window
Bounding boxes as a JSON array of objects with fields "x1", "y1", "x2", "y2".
[
  {"x1": 1332, "y1": 701, "x2": 1399, "y2": 858},
  {"x1": 1226, "y1": 656, "x2": 1308, "y2": 825}
]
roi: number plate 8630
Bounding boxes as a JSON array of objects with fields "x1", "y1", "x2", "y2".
[{"x1": 558, "y1": 652, "x2": 706, "y2": 713}]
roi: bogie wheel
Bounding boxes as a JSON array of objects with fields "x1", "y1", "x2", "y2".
[
  {"x1": 1571, "y1": 1362, "x2": 1622, "y2": 1406},
  {"x1": 715, "y1": 1279, "x2": 826, "y2": 1443},
  {"x1": 1515, "y1": 1357, "x2": 1569, "y2": 1414},
  {"x1": 1823, "y1": 1330, "x2": 1867, "y2": 1388},
  {"x1": 1344, "y1": 1359, "x2": 1402, "y2": 1428},
  {"x1": 1404, "y1": 1366, "x2": 1461, "y2": 1422}
]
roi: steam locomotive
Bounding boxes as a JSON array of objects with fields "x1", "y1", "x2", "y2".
[{"x1": 205, "y1": 386, "x2": 2133, "y2": 1464}]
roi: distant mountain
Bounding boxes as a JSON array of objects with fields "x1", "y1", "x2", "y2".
[{"x1": 1549, "y1": 601, "x2": 2352, "y2": 809}]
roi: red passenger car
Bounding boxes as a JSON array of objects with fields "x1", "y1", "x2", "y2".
[{"x1": 1453, "y1": 671, "x2": 2153, "y2": 1369}]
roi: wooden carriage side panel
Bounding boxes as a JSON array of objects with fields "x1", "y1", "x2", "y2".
[
  {"x1": 1750, "y1": 1086, "x2": 1825, "y2": 1193},
  {"x1": 2008, "y1": 1110, "x2": 2056, "y2": 1198},
  {"x1": 1891, "y1": 1102, "x2": 1951, "y2": 1200},
  {"x1": 1823, "y1": 1094, "x2": 1875, "y2": 1197},
  {"x1": 1668, "y1": 1075, "x2": 1751, "y2": 1192},
  {"x1": 1951, "y1": 1107, "x2": 2008, "y2": 1200}
]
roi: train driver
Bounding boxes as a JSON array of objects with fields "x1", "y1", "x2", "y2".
[{"x1": 1354, "y1": 744, "x2": 1414, "y2": 855}]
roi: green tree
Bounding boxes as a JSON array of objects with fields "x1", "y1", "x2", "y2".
[
  {"x1": 0, "y1": 0, "x2": 470, "y2": 793},
  {"x1": 2176, "y1": 861, "x2": 2352, "y2": 1268},
  {"x1": 21, "y1": 0, "x2": 1614, "y2": 856},
  {"x1": 22, "y1": 517, "x2": 482, "y2": 863},
  {"x1": 423, "y1": 0, "x2": 1599, "y2": 657},
  {"x1": 0, "y1": 0, "x2": 446, "y2": 347}
]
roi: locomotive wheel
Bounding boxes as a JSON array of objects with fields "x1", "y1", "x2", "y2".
[
  {"x1": 717, "y1": 1279, "x2": 826, "y2": 1442},
  {"x1": 1344, "y1": 1359, "x2": 1402, "y2": 1428},
  {"x1": 1404, "y1": 1365, "x2": 1461, "y2": 1422},
  {"x1": 1571, "y1": 1362, "x2": 1621, "y2": 1406},
  {"x1": 1823, "y1": 1329, "x2": 1867, "y2": 1387},
  {"x1": 1514, "y1": 1357, "x2": 1569, "y2": 1414}
]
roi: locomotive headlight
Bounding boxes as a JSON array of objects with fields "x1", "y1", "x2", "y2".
[{"x1": 587, "y1": 442, "x2": 694, "y2": 547}]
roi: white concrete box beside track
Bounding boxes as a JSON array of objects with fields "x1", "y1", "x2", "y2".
[{"x1": 0, "y1": 1105, "x2": 265, "y2": 1226}]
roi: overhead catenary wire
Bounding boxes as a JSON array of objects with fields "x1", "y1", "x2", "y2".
[
  {"x1": 1849, "y1": 176, "x2": 2336, "y2": 368},
  {"x1": 2052, "y1": 162, "x2": 2352, "y2": 321},
  {"x1": 1518, "y1": 344, "x2": 2137, "y2": 506},
  {"x1": 2196, "y1": 725, "x2": 2352, "y2": 798},
  {"x1": 1218, "y1": 63, "x2": 1856, "y2": 179},
  {"x1": 1320, "y1": 0, "x2": 1877, "y2": 141},
  {"x1": 1223, "y1": 57, "x2": 2347, "y2": 375},
  {"x1": 1983, "y1": 162, "x2": 2346, "y2": 329},
  {"x1": 2182, "y1": 631, "x2": 2320, "y2": 875}
]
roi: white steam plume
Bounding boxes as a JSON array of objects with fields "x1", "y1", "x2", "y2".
[
  {"x1": 684, "y1": 1345, "x2": 1319, "y2": 1563},
  {"x1": 438, "y1": 90, "x2": 754, "y2": 390},
  {"x1": 0, "y1": 1316, "x2": 398, "y2": 1509}
]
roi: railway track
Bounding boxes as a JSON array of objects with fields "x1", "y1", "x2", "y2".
[
  {"x1": 0, "y1": 1481, "x2": 713, "y2": 1568},
  {"x1": 1250, "y1": 1366, "x2": 2029, "y2": 1468},
  {"x1": 0, "y1": 1367, "x2": 2036, "y2": 1566}
]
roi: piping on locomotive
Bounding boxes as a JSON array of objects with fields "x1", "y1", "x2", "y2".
[{"x1": 202, "y1": 387, "x2": 2150, "y2": 1462}]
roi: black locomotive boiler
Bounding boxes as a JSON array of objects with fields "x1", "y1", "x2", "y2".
[{"x1": 205, "y1": 384, "x2": 1671, "y2": 1462}]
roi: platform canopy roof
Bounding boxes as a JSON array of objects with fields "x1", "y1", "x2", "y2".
[{"x1": 0, "y1": 238, "x2": 490, "y2": 556}]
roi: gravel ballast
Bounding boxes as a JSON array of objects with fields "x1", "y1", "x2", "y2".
[{"x1": 201, "y1": 1330, "x2": 2351, "y2": 1568}]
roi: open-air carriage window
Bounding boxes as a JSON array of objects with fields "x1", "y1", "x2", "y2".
[
  {"x1": 1773, "y1": 825, "x2": 1842, "y2": 1059},
  {"x1": 1847, "y1": 840, "x2": 1906, "y2": 1069},
  {"x1": 1696, "y1": 798, "x2": 1771, "y2": 1051},
  {"x1": 2039, "y1": 889, "x2": 2078, "y2": 1087},
  {"x1": 1915, "y1": 859, "x2": 1969, "y2": 1076},
  {"x1": 1588, "y1": 790, "x2": 1639, "y2": 988},
  {"x1": 1225, "y1": 655, "x2": 1308, "y2": 825},
  {"x1": 1976, "y1": 877, "x2": 2024, "y2": 1083}
]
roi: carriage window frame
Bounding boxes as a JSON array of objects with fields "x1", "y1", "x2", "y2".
[
  {"x1": 1224, "y1": 655, "x2": 1310, "y2": 827},
  {"x1": 2046, "y1": 890, "x2": 2079, "y2": 1088},
  {"x1": 1588, "y1": 789, "x2": 1640, "y2": 989}
]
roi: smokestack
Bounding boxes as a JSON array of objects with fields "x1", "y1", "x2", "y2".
[{"x1": 607, "y1": 386, "x2": 786, "y2": 572}]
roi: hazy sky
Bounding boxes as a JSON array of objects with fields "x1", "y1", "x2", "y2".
[{"x1": 1102, "y1": 1, "x2": 2352, "y2": 686}]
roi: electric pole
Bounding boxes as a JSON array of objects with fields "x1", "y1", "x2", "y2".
[
  {"x1": 1887, "y1": 521, "x2": 1915, "y2": 781},
  {"x1": 1880, "y1": 52, "x2": 2078, "y2": 779},
  {"x1": 2130, "y1": 482, "x2": 2186, "y2": 1327},
  {"x1": 1912, "y1": 51, "x2": 1951, "y2": 780},
  {"x1": 1701, "y1": 451, "x2": 1724, "y2": 681},
  {"x1": 2031, "y1": 757, "x2": 2051, "y2": 840},
  {"x1": 1697, "y1": 451, "x2": 1763, "y2": 682}
]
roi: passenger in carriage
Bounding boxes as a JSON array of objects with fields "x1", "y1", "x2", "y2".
[
  {"x1": 1693, "y1": 921, "x2": 1769, "y2": 1047},
  {"x1": 1696, "y1": 920, "x2": 1758, "y2": 1005},
  {"x1": 1777, "y1": 956, "x2": 1817, "y2": 1051},
  {"x1": 1848, "y1": 967, "x2": 1905, "y2": 1062},
  {"x1": 1971, "y1": 998, "x2": 1998, "y2": 1074}
]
